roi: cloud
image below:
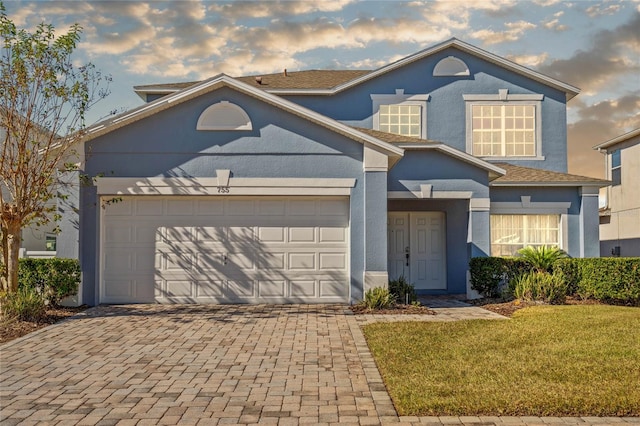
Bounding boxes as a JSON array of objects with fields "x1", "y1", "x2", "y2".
[
  {"x1": 586, "y1": 3, "x2": 622, "y2": 17},
  {"x1": 505, "y1": 53, "x2": 549, "y2": 67},
  {"x1": 567, "y1": 94, "x2": 640, "y2": 177},
  {"x1": 470, "y1": 20, "x2": 536, "y2": 45},
  {"x1": 538, "y1": 12, "x2": 640, "y2": 92},
  {"x1": 543, "y1": 11, "x2": 569, "y2": 32},
  {"x1": 208, "y1": 0, "x2": 355, "y2": 19}
]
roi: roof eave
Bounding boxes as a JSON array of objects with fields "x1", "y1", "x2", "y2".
[
  {"x1": 593, "y1": 128, "x2": 640, "y2": 150},
  {"x1": 491, "y1": 181, "x2": 609, "y2": 187}
]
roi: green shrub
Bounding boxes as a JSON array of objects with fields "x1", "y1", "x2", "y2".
[
  {"x1": 554, "y1": 258, "x2": 640, "y2": 305},
  {"x1": 0, "y1": 287, "x2": 48, "y2": 322},
  {"x1": 18, "y1": 258, "x2": 80, "y2": 305},
  {"x1": 389, "y1": 276, "x2": 417, "y2": 304},
  {"x1": 517, "y1": 246, "x2": 568, "y2": 273},
  {"x1": 362, "y1": 287, "x2": 396, "y2": 310},
  {"x1": 553, "y1": 258, "x2": 581, "y2": 294},
  {"x1": 469, "y1": 257, "x2": 531, "y2": 298},
  {"x1": 510, "y1": 271, "x2": 567, "y2": 304}
]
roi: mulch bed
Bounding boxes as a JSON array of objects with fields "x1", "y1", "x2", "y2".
[
  {"x1": 470, "y1": 296, "x2": 608, "y2": 317},
  {"x1": 0, "y1": 305, "x2": 88, "y2": 344},
  {"x1": 350, "y1": 303, "x2": 436, "y2": 315}
]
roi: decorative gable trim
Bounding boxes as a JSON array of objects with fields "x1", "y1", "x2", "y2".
[
  {"x1": 197, "y1": 101, "x2": 252, "y2": 131},
  {"x1": 433, "y1": 56, "x2": 470, "y2": 76}
]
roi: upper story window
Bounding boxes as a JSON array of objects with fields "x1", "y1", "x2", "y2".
[
  {"x1": 472, "y1": 104, "x2": 535, "y2": 156},
  {"x1": 611, "y1": 150, "x2": 621, "y2": 186},
  {"x1": 464, "y1": 90, "x2": 544, "y2": 159},
  {"x1": 379, "y1": 104, "x2": 421, "y2": 137},
  {"x1": 371, "y1": 90, "x2": 430, "y2": 139}
]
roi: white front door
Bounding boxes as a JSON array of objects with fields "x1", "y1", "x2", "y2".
[{"x1": 387, "y1": 212, "x2": 446, "y2": 291}]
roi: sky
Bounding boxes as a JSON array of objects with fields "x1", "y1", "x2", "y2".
[{"x1": 3, "y1": 0, "x2": 639, "y2": 178}]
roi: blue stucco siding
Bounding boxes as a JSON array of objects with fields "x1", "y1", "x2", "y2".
[
  {"x1": 79, "y1": 86, "x2": 385, "y2": 305},
  {"x1": 388, "y1": 199, "x2": 470, "y2": 295},
  {"x1": 283, "y1": 46, "x2": 569, "y2": 173},
  {"x1": 388, "y1": 150, "x2": 490, "y2": 198}
]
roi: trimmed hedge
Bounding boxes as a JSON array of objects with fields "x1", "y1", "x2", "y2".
[
  {"x1": 471, "y1": 256, "x2": 640, "y2": 305},
  {"x1": 17, "y1": 258, "x2": 80, "y2": 305},
  {"x1": 469, "y1": 257, "x2": 531, "y2": 298},
  {"x1": 554, "y1": 258, "x2": 640, "y2": 306}
]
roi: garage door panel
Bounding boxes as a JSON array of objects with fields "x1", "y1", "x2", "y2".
[
  {"x1": 136, "y1": 199, "x2": 163, "y2": 215},
  {"x1": 194, "y1": 226, "x2": 225, "y2": 242},
  {"x1": 196, "y1": 280, "x2": 224, "y2": 298},
  {"x1": 256, "y1": 252, "x2": 285, "y2": 270},
  {"x1": 167, "y1": 199, "x2": 194, "y2": 215},
  {"x1": 319, "y1": 227, "x2": 346, "y2": 242},
  {"x1": 258, "y1": 280, "x2": 286, "y2": 298},
  {"x1": 228, "y1": 280, "x2": 255, "y2": 298},
  {"x1": 290, "y1": 280, "x2": 316, "y2": 298},
  {"x1": 258, "y1": 227, "x2": 285, "y2": 242},
  {"x1": 320, "y1": 280, "x2": 348, "y2": 298},
  {"x1": 319, "y1": 253, "x2": 347, "y2": 270},
  {"x1": 101, "y1": 196, "x2": 350, "y2": 304},
  {"x1": 289, "y1": 253, "x2": 316, "y2": 270},
  {"x1": 289, "y1": 227, "x2": 315, "y2": 242}
]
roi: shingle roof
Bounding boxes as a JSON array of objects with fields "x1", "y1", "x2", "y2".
[
  {"x1": 492, "y1": 163, "x2": 609, "y2": 186},
  {"x1": 133, "y1": 70, "x2": 372, "y2": 94},
  {"x1": 349, "y1": 127, "x2": 439, "y2": 144}
]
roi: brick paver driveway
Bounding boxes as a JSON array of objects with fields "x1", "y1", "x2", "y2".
[{"x1": 1, "y1": 304, "x2": 396, "y2": 425}]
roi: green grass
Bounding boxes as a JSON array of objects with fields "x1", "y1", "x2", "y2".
[{"x1": 362, "y1": 305, "x2": 640, "y2": 416}]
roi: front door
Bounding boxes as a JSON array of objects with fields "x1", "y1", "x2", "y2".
[{"x1": 387, "y1": 212, "x2": 446, "y2": 291}]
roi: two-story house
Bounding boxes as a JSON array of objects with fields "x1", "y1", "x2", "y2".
[
  {"x1": 595, "y1": 128, "x2": 640, "y2": 257},
  {"x1": 56, "y1": 38, "x2": 606, "y2": 306}
]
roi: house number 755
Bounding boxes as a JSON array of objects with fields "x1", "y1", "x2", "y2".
[{"x1": 217, "y1": 186, "x2": 230, "y2": 193}]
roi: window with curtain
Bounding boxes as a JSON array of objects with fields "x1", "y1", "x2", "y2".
[{"x1": 490, "y1": 214, "x2": 560, "y2": 256}]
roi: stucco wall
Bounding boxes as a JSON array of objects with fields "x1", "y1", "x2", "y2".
[
  {"x1": 283, "y1": 46, "x2": 569, "y2": 172},
  {"x1": 79, "y1": 87, "x2": 374, "y2": 305}
]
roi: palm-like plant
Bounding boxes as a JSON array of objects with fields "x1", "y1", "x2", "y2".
[{"x1": 517, "y1": 245, "x2": 568, "y2": 273}]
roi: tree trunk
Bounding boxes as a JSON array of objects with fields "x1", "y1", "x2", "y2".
[{"x1": 4, "y1": 221, "x2": 21, "y2": 292}]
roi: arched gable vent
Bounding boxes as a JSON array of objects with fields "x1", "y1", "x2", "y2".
[
  {"x1": 433, "y1": 56, "x2": 470, "y2": 77},
  {"x1": 196, "y1": 101, "x2": 253, "y2": 131}
]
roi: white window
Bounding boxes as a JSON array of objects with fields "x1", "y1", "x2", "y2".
[
  {"x1": 371, "y1": 91, "x2": 429, "y2": 139},
  {"x1": 464, "y1": 91, "x2": 543, "y2": 159},
  {"x1": 472, "y1": 105, "x2": 535, "y2": 156},
  {"x1": 490, "y1": 214, "x2": 560, "y2": 256},
  {"x1": 379, "y1": 104, "x2": 422, "y2": 137}
]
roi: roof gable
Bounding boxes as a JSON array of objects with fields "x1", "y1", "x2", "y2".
[
  {"x1": 83, "y1": 74, "x2": 403, "y2": 162},
  {"x1": 133, "y1": 38, "x2": 579, "y2": 101}
]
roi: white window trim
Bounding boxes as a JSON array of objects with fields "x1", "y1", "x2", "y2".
[
  {"x1": 371, "y1": 90, "x2": 430, "y2": 139},
  {"x1": 196, "y1": 101, "x2": 253, "y2": 131},
  {"x1": 464, "y1": 90, "x2": 544, "y2": 160},
  {"x1": 433, "y1": 56, "x2": 470, "y2": 77}
]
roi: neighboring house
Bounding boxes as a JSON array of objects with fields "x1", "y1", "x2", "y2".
[
  {"x1": 594, "y1": 128, "x2": 640, "y2": 257},
  {"x1": 56, "y1": 38, "x2": 607, "y2": 306}
]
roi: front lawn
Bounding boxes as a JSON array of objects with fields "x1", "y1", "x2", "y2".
[{"x1": 362, "y1": 305, "x2": 640, "y2": 416}]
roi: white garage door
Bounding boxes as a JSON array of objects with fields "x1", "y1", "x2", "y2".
[{"x1": 100, "y1": 196, "x2": 350, "y2": 304}]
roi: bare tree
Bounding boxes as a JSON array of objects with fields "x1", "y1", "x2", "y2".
[{"x1": 0, "y1": 3, "x2": 109, "y2": 291}]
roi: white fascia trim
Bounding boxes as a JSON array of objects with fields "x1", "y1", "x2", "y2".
[
  {"x1": 462, "y1": 93, "x2": 544, "y2": 101},
  {"x1": 491, "y1": 182, "x2": 607, "y2": 187},
  {"x1": 388, "y1": 190, "x2": 473, "y2": 199},
  {"x1": 96, "y1": 177, "x2": 357, "y2": 196},
  {"x1": 593, "y1": 128, "x2": 640, "y2": 150}
]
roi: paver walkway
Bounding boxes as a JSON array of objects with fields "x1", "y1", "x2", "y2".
[{"x1": 1, "y1": 303, "x2": 637, "y2": 425}]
